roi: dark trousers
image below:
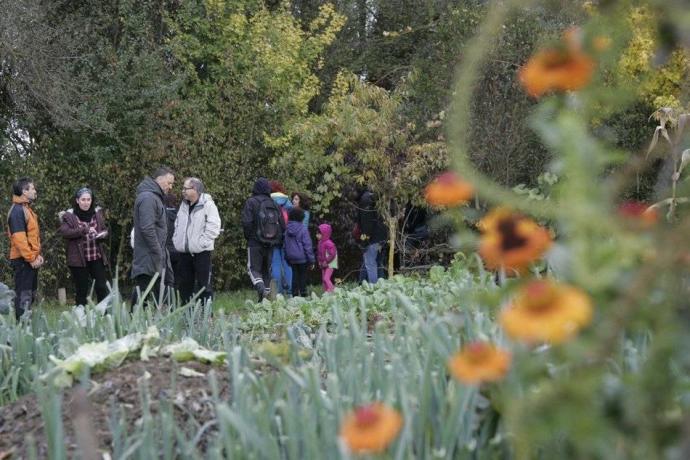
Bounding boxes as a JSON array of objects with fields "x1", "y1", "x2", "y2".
[
  {"x1": 247, "y1": 245, "x2": 272, "y2": 302},
  {"x1": 170, "y1": 252, "x2": 181, "y2": 287},
  {"x1": 291, "y1": 263, "x2": 308, "y2": 297},
  {"x1": 11, "y1": 259, "x2": 37, "y2": 321},
  {"x1": 69, "y1": 259, "x2": 109, "y2": 306},
  {"x1": 177, "y1": 251, "x2": 213, "y2": 304},
  {"x1": 131, "y1": 274, "x2": 163, "y2": 307}
]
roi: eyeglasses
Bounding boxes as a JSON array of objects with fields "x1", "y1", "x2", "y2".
[{"x1": 182, "y1": 186, "x2": 194, "y2": 191}]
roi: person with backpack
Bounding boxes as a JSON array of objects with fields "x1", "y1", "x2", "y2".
[
  {"x1": 269, "y1": 180, "x2": 293, "y2": 296},
  {"x1": 242, "y1": 178, "x2": 285, "y2": 302},
  {"x1": 7, "y1": 177, "x2": 43, "y2": 320},
  {"x1": 172, "y1": 177, "x2": 221, "y2": 304},
  {"x1": 284, "y1": 208, "x2": 315, "y2": 297},
  {"x1": 57, "y1": 187, "x2": 110, "y2": 306}
]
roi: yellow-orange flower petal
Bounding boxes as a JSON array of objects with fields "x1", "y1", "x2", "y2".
[
  {"x1": 518, "y1": 47, "x2": 595, "y2": 98},
  {"x1": 425, "y1": 171, "x2": 474, "y2": 207},
  {"x1": 448, "y1": 341, "x2": 511, "y2": 384},
  {"x1": 478, "y1": 208, "x2": 552, "y2": 273},
  {"x1": 500, "y1": 279, "x2": 593, "y2": 344},
  {"x1": 340, "y1": 403, "x2": 403, "y2": 454}
]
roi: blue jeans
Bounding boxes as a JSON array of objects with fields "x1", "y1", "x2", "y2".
[
  {"x1": 271, "y1": 247, "x2": 292, "y2": 295},
  {"x1": 361, "y1": 243, "x2": 381, "y2": 284}
]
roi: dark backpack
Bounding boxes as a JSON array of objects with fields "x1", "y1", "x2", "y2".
[{"x1": 255, "y1": 197, "x2": 282, "y2": 245}]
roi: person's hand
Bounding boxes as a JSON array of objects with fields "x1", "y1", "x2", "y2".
[
  {"x1": 30, "y1": 255, "x2": 44, "y2": 269},
  {"x1": 309, "y1": 264, "x2": 315, "y2": 271}
]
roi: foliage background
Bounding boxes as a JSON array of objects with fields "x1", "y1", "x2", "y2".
[{"x1": 0, "y1": 0, "x2": 680, "y2": 296}]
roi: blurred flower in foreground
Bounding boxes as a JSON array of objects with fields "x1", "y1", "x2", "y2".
[
  {"x1": 518, "y1": 29, "x2": 595, "y2": 98},
  {"x1": 448, "y1": 341, "x2": 511, "y2": 384},
  {"x1": 501, "y1": 279, "x2": 593, "y2": 344},
  {"x1": 618, "y1": 201, "x2": 658, "y2": 228},
  {"x1": 340, "y1": 402, "x2": 403, "y2": 454},
  {"x1": 425, "y1": 171, "x2": 474, "y2": 207},
  {"x1": 478, "y1": 208, "x2": 552, "y2": 273}
]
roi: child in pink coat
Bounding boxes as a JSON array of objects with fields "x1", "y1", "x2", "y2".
[{"x1": 317, "y1": 223, "x2": 338, "y2": 293}]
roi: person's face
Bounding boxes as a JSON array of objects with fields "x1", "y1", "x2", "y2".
[
  {"x1": 292, "y1": 194, "x2": 300, "y2": 207},
  {"x1": 316, "y1": 232, "x2": 322, "y2": 240},
  {"x1": 77, "y1": 193, "x2": 92, "y2": 211},
  {"x1": 157, "y1": 174, "x2": 175, "y2": 194},
  {"x1": 182, "y1": 180, "x2": 199, "y2": 203},
  {"x1": 23, "y1": 183, "x2": 37, "y2": 201}
]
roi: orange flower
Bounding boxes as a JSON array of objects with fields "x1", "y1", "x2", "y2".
[
  {"x1": 500, "y1": 279, "x2": 593, "y2": 344},
  {"x1": 618, "y1": 201, "x2": 658, "y2": 228},
  {"x1": 478, "y1": 208, "x2": 552, "y2": 273},
  {"x1": 340, "y1": 403, "x2": 403, "y2": 454},
  {"x1": 518, "y1": 29, "x2": 595, "y2": 98},
  {"x1": 424, "y1": 171, "x2": 474, "y2": 207},
  {"x1": 447, "y1": 341, "x2": 511, "y2": 385}
]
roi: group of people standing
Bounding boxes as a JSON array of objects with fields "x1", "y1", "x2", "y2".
[
  {"x1": 5, "y1": 168, "x2": 221, "y2": 320},
  {"x1": 130, "y1": 167, "x2": 221, "y2": 306},
  {"x1": 241, "y1": 178, "x2": 338, "y2": 302},
  {"x1": 6, "y1": 168, "x2": 384, "y2": 320}
]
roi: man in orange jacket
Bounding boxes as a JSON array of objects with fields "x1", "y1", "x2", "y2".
[{"x1": 7, "y1": 177, "x2": 43, "y2": 320}]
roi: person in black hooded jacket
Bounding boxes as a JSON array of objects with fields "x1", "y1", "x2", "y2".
[{"x1": 241, "y1": 177, "x2": 285, "y2": 302}]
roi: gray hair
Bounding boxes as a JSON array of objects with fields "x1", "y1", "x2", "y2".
[{"x1": 186, "y1": 177, "x2": 205, "y2": 194}]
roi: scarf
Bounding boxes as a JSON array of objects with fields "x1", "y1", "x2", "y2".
[{"x1": 74, "y1": 204, "x2": 95, "y2": 222}]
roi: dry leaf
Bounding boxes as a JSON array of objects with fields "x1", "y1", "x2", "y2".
[{"x1": 678, "y1": 149, "x2": 690, "y2": 175}]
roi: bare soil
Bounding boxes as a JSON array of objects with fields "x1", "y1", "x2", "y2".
[{"x1": 0, "y1": 357, "x2": 231, "y2": 459}]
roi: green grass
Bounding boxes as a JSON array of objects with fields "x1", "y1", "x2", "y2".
[
  {"x1": 34, "y1": 300, "x2": 70, "y2": 328},
  {"x1": 34, "y1": 281, "x2": 333, "y2": 323}
]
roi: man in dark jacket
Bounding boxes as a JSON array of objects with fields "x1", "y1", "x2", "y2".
[
  {"x1": 131, "y1": 166, "x2": 175, "y2": 306},
  {"x1": 241, "y1": 178, "x2": 285, "y2": 302},
  {"x1": 357, "y1": 190, "x2": 387, "y2": 284}
]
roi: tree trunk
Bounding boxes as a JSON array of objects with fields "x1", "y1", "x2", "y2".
[{"x1": 387, "y1": 217, "x2": 396, "y2": 277}]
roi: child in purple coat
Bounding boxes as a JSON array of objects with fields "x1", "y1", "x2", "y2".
[
  {"x1": 284, "y1": 208, "x2": 315, "y2": 297},
  {"x1": 317, "y1": 223, "x2": 338, "y2": 293}
]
